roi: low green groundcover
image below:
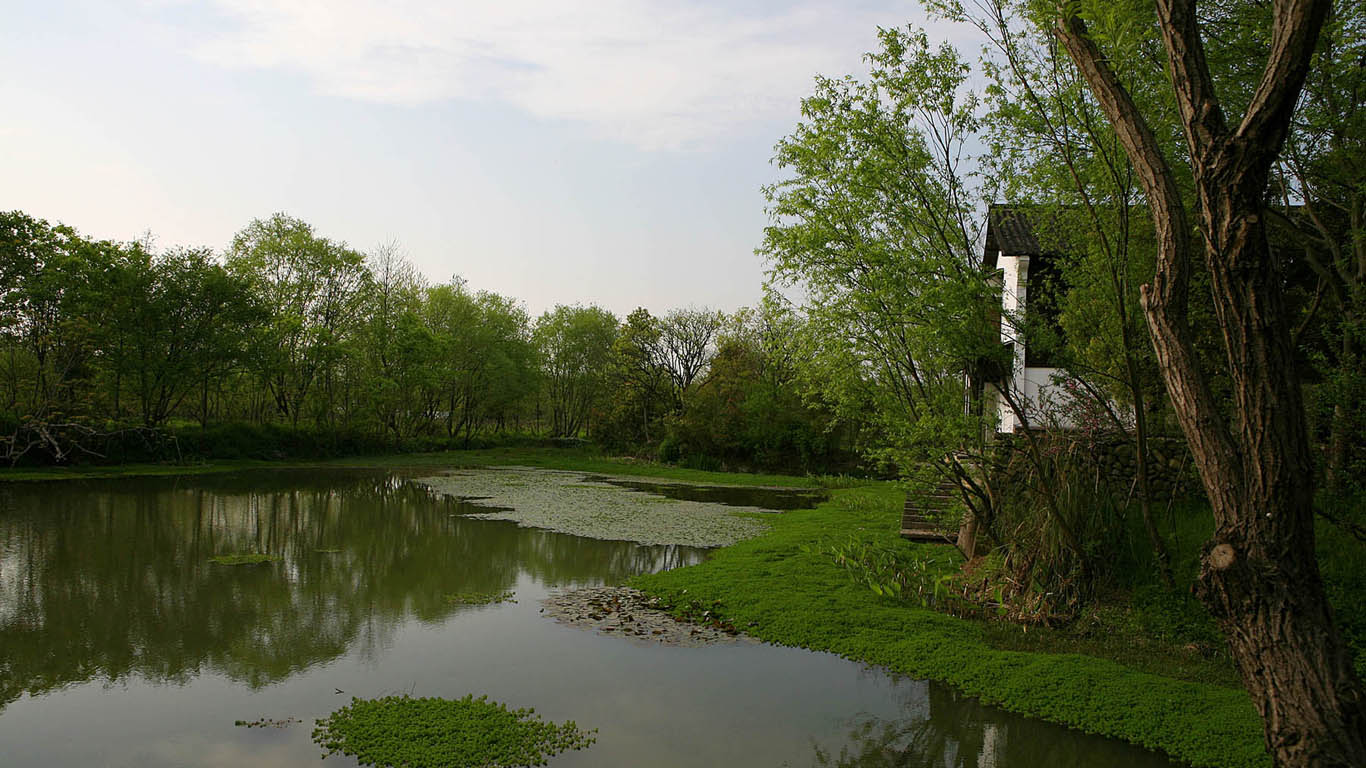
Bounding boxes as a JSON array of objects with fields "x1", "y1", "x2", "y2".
[{"x1": 312, "y1": 694, "x2": 596, "y2": 767}]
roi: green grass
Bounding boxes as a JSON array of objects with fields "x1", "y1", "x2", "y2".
[
  {"x1": 312, "y1": 694, "x2": 596, "y2": 768},
  {"x1": 631, "y1": 483, "x2": 1270, "y2": 768}
]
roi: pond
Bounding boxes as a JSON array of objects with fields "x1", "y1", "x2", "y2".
[{"x1": 0, "y1": 467, "x2": 1180, "y2": 767}]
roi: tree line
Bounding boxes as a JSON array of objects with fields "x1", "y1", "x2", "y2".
[{"x1": 0, "y1": 211, "x2": 849, "y2": 470}]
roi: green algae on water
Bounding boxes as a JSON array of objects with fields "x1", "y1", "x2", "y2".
[
  {"x1": 208, "y1": 553, "x2": 281, "y2": 566},
  {"x1": 312, "y1": 694, "x2": 596, "y2": 768},
  {"x1": 417, "y1": 468, "x2": 769, "y2": 547}
]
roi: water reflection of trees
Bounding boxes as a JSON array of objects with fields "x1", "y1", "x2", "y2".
[
  {"x1": 811, "y1": 678, "x2": 1177, "y2": 768},
  {"x1": 0, "y1": 470, "x2": 702, "y2": 710}
]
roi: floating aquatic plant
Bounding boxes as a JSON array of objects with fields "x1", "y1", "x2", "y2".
[
  {"x1": 208, "y1": 553, "x2": 281, "y2": 566},
  {"x1": 312, "y1": 694, "x2": 596, "y2": 768},
  {"x1": 234, "y1": 716, "x2": 299, "y2": 728},
  {"x1": 417, "y1": 469, "x2": 769, "y2": 547},
  {"x1": 446, "y1": 590, "x2": 517, "y2": 606}
]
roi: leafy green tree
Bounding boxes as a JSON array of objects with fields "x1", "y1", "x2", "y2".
[
  {"x1": 1272, "y1": 1, "x2": 1366, "y2": 492},
  {"x1": 668, "y1": 303, "x2": 845, "y2": 472},
  {"x1": 422, "y1": 281, "x2": 536, "y2": 442},
  {"x1": 761, "y1": 28, "x2": 1008, "y2": 539},
  {"x1": 533, "y1": 305, "x2": 618, "y2": 437},
  {"x1": 599, "y1": 308, "x2": 671, "y2": 447},
  {"x1": 463, "y1": 291, "x2": 537, "y2": 436},
  {"x1": 357, "y1": 243, "x2": 429, "y2": 440},
  {"x1": 953, "y1": 0, "x2": 1178, "y2": 583},
  {"x1": 102, "y1": 244, "x2": 264, "y2": 427},
  {"x1": 225, "y1": 214, "x2": 370, "y2": 427},
  {"x1": 0, "y1": 212, "x2": 116, "y2": 425}
]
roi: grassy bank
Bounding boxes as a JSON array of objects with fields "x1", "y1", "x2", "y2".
[{"x1": 632, "y1": 482, "x2": 1271, "y2": 768}]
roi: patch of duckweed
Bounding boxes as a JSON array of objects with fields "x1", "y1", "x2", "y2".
[
  {"x1": 417, "y1": 468, "x2": 769, "y2": 547},
  {"x1": 208, "y1": 553, "x2": 281, "y2": 566},
  {"x1": 312, "y1": 694, "x2": 596, "y2": 768},
  {"x1": 446, "y1": 590, "x2": 517, "y2": 606}
]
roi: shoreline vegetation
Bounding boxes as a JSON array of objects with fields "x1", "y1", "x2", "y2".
[
  {"x1": 632, "y1": 484, "x2": 1271, "y2": 768},
  {"x1": 0, "y1": 444, "x2": 823, "y2": 486},
  {"x1": 4, "y1": 449, "x2": 1292, "y2": 767}
]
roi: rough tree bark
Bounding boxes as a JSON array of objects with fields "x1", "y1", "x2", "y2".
[{"x1": 1055, "y1": 0, "x2": 1366, "y2": 765}]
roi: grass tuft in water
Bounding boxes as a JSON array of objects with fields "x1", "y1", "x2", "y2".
[
  {"x1": 312, "y1": 694, "x2": 596, "y2": 768},
  {"x1": 208, "y1": 553, "x2": 281, "y2": 566}
]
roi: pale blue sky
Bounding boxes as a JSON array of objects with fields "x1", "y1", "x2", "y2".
[{"x1": 0, "y1": 0, "x2": 964, "y2": 317}]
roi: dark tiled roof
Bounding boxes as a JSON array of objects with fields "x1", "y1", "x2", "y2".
[{"x1": 984, "y1": 205, "x2": 1042, "y2": 269}]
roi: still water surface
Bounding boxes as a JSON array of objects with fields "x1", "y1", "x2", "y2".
[{"x1": 0, "y1": 468, "x2": 1179, "y2": 767}]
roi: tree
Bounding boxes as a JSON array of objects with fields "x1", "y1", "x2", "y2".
[
  {"x1": 533, "y1": 305, "x2": 618, "y2": 437},
  {"x1": 358, "y1": 242, "x2": 429, "y2": 440},
  {"x1": 656, "y1": 307, "x2": 724, "y2": 412},
  {"x1": 761, "y1": 28, "x2": 1009, "y2": 537},
  {"x1": 602, "y1": 308, "x2": 671, "y2": 446},
  {"x1": 104, "y1": 245, "x2": 262, "y2": 427},
  {"x1": 225, "y1": 214, "x2": 369, "y2": 427},
  {"x1": 0, "y1": 212, "x2": 110, "y2": 423},
  {"x1": 1054, "y1": 0, "x2": 1366, "y2": 762},
  {"x1": 1271, "y1": 1, "x2": 1366, "y2": 492},
  {"x1": 670, "y1": 302, "x2": 845, "y2": 471}
]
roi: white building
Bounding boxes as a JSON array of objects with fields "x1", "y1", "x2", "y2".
[{"x1": 981, "y1": 206, "x2": 1075, "y2": 434}]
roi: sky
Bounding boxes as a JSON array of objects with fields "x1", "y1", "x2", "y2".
[{"x1": 0, "y1": 0, "x2": 966, "y2": 318}]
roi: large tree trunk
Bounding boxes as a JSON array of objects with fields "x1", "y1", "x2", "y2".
[
  {"x1": 1189, "y1": 205, "x2": 1365, "y2": 767},
  {"x1": 1056, "y1": 1, "x2": 1366, "y2": 765}
]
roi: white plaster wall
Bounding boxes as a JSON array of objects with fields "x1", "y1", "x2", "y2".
[
  {"x1": 996, "y1": 253, "x2": 1029, "y2": 432},
  {"x1": 994, "y1": 254, "x2": 1081, "y2": 432}
]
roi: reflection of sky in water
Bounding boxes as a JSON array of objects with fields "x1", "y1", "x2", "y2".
[{"x1": 0, "y1": 469, "x2": 1178, "y2": 767}]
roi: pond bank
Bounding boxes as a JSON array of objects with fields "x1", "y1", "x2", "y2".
[
  {"x1": 631, "y1": 483, "x2": 1269, "y2": 768},
  {"x1": 1, "y1": 449, "x2": 1270, "y2": 766}
]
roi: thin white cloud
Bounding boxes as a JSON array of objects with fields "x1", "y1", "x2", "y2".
[{"x1": 166, "y1": 0, "x2": 925, "y2": 150}]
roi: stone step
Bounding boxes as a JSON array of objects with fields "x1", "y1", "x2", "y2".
[
  {"x1": 901, "y1": 479, "x2": 961, "y2": 542},
  {"x1": 900, "y1": 526, "x2": 956, "y2": 543}
]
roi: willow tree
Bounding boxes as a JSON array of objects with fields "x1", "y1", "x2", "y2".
[
  {"x1": 761, "y1": 28, "x2": 1007, "y2": 530},
  {"x1": 1054, "y1": 0, "x2": 1366, "y2": 763}
]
